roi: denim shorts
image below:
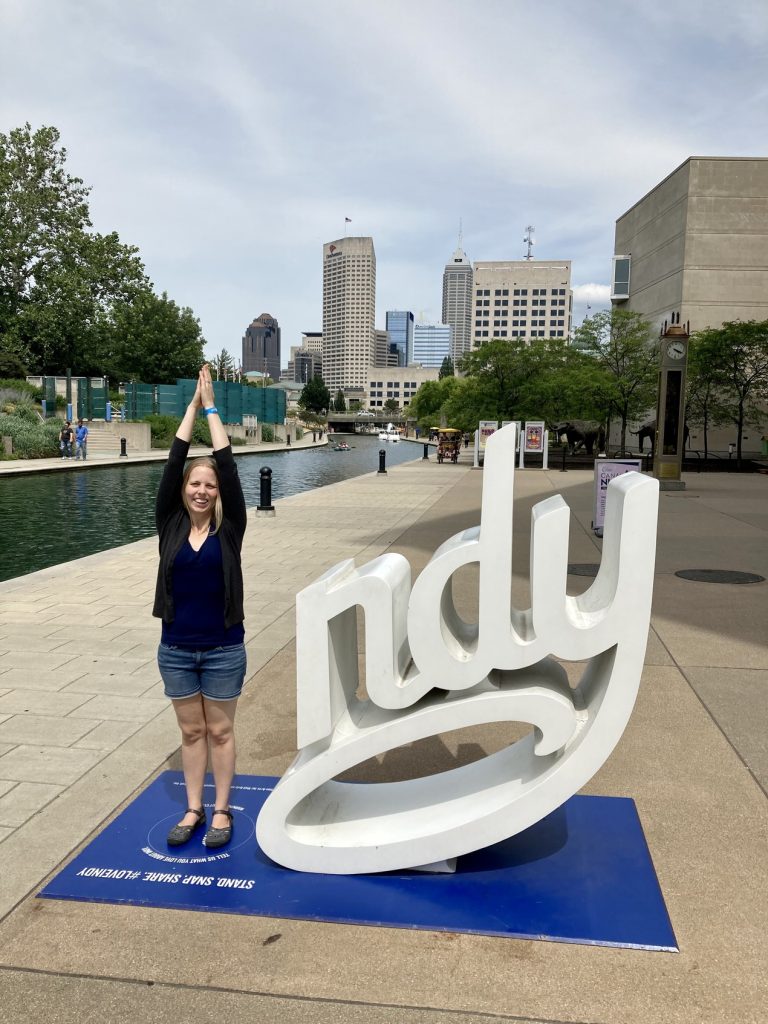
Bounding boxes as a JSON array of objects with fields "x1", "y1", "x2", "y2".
[{"x1": 157, "y1": 642, "x2": 247, "y2": 701}]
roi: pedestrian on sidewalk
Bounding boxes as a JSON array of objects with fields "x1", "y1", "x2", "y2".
[
  {"x1": 59, "y1": 420, "x2": 73, "y2": 458},
  {"x1": 154, "y1": 364, "x2": 247, "y2": 850},
  {"x1": 74, "y1": 419, "x2": 88, "y2": 460}
]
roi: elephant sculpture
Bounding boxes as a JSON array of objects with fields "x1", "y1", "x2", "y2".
[
  {"x1": 631, "y1": 419, "x2": 690, "y2": 456},
  {"x1": 552, "y1": 420, "x2": 606, "y2": 457}
]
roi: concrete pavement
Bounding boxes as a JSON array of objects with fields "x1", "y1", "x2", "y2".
[
  {"x1": 0, "y1": 454, "x2": 766, "y2": 1023},
  {"x1": 0, "y1": 430, "x2": 328, "y2": 477}
]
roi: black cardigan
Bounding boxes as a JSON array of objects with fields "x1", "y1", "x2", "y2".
[{"x1": 153, "y1": 437, "x2": 247, "y2": 630}]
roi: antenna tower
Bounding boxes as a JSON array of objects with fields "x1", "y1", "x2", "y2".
[{"x1": 523, "y1": 225, "x2": 535, "y2": 261}]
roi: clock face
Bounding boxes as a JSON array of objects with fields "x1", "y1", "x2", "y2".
[{"x1": 666, "y1": 340, "x2": 686, "y2": 360}]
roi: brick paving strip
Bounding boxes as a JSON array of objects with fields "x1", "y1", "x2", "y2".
[{"x1": 0, "y1": 456, "x2": 465, "y2": 917}]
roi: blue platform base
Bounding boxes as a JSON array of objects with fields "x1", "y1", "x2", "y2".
[{"x1": 39, "y1": 772, "x2": 677, "y2": 951}]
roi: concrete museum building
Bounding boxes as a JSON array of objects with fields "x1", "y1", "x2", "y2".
[{"x1": 612, "y1": 156, "x2": 768, "y2": 457}]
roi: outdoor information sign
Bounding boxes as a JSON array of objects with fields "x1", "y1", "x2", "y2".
[
  {"x1": 479, "y1": 420, "x2": 498, "y2": 451},
  {"x1": 523, "y1": 421, "x2": 546, "y2": 453},
  {"x1": 474, "y1": 420, "x2": 498, "y2": 466},
  {"x1": 501, "y1": 421, "x2": 521, "y2": 451},
  {"x1": 594, "y1": 459, "x2": 643, "y2": 532}
]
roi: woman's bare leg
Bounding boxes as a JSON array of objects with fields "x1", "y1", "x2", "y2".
[
  {"x1": 172, "y1": 694, "x2": 208, "y2": 826},
  {"x1": 203, "y1": 697, "x2": 238, "y2": 826}
]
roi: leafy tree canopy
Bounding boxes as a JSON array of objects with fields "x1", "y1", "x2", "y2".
[
  {"x1": 333, "y1": 389, "x2": 346, "y2": 412},
  {"x1": 688, "y1": 319, "x2": 768, "y2": 462},
  {"x1": 212, "y1": 348, "x2": 236, "y2": 380},
  {"x1": 0, "y1": 124, "x2": 205, "y2": 383},
  {"x1": 109, "y1": 291, "x2": 205, "y2": 384},
  {"x1": 438, "y1": 355, "x2": 455, "y2": 378},
  {"x1": 572, "y1": 309, "x2": 658, "y2": 451},
  {"x1": 299, "y1": 374, "x2": 330, "y2": 414},
  {"x1": 409, "y1": 375, "x2": 461, "y2": 429}
]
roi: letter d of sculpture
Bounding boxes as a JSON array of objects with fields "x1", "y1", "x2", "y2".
[{"x1": 256, "y1": 424, "x2": 659, "y2": 874}]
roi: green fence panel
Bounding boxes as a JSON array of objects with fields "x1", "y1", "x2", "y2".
[
  {"x1": 157, "y1": 384, "x2": 182, "y2": 417},
  {"x1": 118, "y1": 380, "x2": 284, "y2": 425},
  {"x1": 224, "y1": 382, "x2": 242, "y2": 425},
  {"x1": 90, "y1": 384, "x2": 107, "y2": 419},
  {"x1": 76, "y1": 379, "x2": 90, "y2": 420},
  {"x1": 43, "y1": 376, "x2": 57, "y2": 417},
  {"x1": 124, "y1": 383, "x2": 155, "y2": 420}
]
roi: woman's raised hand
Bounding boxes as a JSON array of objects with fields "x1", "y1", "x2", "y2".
[{"x1": 199, "y1": 364, "x2": 216, "y2": 409}]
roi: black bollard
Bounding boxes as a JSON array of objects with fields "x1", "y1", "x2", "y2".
[
  {"x1": 422, "y1": 443, "x2": 429, "y2": 460},
  {"x1": 120, "y1": 437, "x2": 127, "y2": 458},
  {"x1": 258, "y1": 467, "x2": 274, "y2": 511},
  {"x1": 378, "y1": 448, "x2": 387, "y2": 474},
  {"x1": 560, "y1": 445, "x2": 567, "y2": 472}
]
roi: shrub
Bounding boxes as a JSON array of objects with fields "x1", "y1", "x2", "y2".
[
  {"x1": 0, "y1": 414, "x2": 60, "y2": 458},
  {"x1": 261, "y1": 424, "x2": 275, "y2": 442},
  {"x1": 0, "y1": 378, "x2": 37, "y2": 397},
  {"x1": 190, "y1": 418, "x2": 212, "y2": 447},
  {"x1": 144, "y1": 414, "x2": 212, "y2": 449},
  {"x1": 144, "y1": 414, "x2": 180, "y2": 448},
  {"x1": 1, "y1": 395, "x2": 40, "y2": 422}
]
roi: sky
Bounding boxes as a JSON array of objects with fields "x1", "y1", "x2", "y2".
[{"x1": 1, "y1": 0, "x2": 766, "y2": 367}]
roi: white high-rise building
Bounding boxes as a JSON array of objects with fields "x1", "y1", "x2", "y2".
[
  {"x1": 472, "y1": 260, "x2": 572, "y2": 346},
  {"x1": 442, "y1": 243, "x2": 473, "y2": 364},
  {"x1": 322, "y1": 236, "x2": 376, "y2": 392}
]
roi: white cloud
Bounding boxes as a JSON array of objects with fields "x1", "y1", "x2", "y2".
[
  {"x1": 573, "y1": 284, "x2": 611, "y2": 305},
  {"x1": 1, "y1": 0, "x2": 765, "y2": 362}
]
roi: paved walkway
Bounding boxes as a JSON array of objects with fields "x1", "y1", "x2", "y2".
[
  {"x1": 0, "y1": 431, "x2": 329, "y2": 477},
  {"x1": 0, "y1": 454, "x2": 766, "y2": 1023}
]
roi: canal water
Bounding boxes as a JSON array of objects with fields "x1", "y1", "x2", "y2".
[{"x1": 0, "y1": 436, "x2": 422, "y2": 583}]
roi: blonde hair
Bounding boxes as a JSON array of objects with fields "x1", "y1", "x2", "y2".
[{"x1": 181, "y1": 457, "x2": 223, "y2": 534}]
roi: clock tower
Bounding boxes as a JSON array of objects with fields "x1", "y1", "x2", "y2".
[{"x1": 653, "y1": 317, "x2": 689, "y2": 489}]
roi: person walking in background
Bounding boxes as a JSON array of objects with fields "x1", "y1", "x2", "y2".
[
  {"x1": 59, "y1": 420, "x2": 73, "y2": 459},
  {"x1": 154, "y1": 364, "x2": 248, "y2": 850},
  {"x1": 74, "y1": 419, "x2": 88, "y2": 460}
]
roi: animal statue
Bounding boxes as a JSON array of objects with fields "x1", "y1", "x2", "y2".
[
  {"x1": 552, "y1": 420, "x2": 606, "y2": 457},
  {"x1": 631, "y1": 419, "x2": 690, "y2": 456}
]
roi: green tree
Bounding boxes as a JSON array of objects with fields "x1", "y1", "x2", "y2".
[
  {"x1": 572, "y1": 310, "x2": 658, "y2": 453},
  {"x1": 299, "y1": 374, "x2": 330, "y2": 414},
  {"x1": 441, "y1": 375, "x2": 499, "y2": 432},
  {"x1": 458, "y1": 339, "x2": 547, "y2": 421},
  {"x1": 333, "y1": 389, "x2": 346, "y2": 412},
  {"x1": 686, "y1": 341, "x2": 727, "y2": 460},
  {"x1": 409, "y1": 376, "x2": 461, "y2": 429},
  {"x1": 439, "y1": 355, "x2": 455, "y2": 378},
  {"x1": 0, "y1": 124, "x2": 149, "y2": 374},
  {"x1": 688, "y1": 320, "x2": 768, "y2": 464},
  {"x1": 212, "y1": 348, "x2": 236, "y2": 381},
  {"x1": 383, "y1": 397, "x2": 400, "y2": 414},
  {"x1": 108, "y1": 291, "x2": 205, "y2": 384}
]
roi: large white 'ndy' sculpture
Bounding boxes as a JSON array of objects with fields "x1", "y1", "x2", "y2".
[{"x1": 256, "y1": 424, "x2": 659, "y2": 873}]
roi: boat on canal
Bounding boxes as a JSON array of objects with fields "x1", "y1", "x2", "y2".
[{"x1": 378, "y1": 423, "x2": 400, "y2": 443}]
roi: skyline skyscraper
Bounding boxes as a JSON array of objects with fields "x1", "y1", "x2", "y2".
[
  {"x1": 442, "y1": 241, "x2": 473, "y2": 364},
  {"x1": 242, "y1": 313, "x2": 281, "y2": 381},
  {"x1": 472, "y1": 261, "x2": 572, "y2": 346},
  {"x1": 385, "y1": 310, "x2": 414, "y2": 366},
  {"x1": 412, "y1": 322, "x2": 452, "y2": 368},
  {"x1": 322, "y1": 236, "x2": 376, "y2": 392}
]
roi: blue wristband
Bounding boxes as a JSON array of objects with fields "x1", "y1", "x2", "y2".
[{"x1": 203, "y1": 406, "x2": 218, "y2": 416}]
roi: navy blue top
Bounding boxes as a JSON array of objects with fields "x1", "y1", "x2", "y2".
[{"x1": 161, "y1": 531, "x2": 245, "y2": 649}]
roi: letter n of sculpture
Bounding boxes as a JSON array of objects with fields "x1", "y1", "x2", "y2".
[{"x1": 256, "y1": 424, "x2": 659, "y2": 874}]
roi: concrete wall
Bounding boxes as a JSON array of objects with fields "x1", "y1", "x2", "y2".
[
  {"x1": 613, "y1": 157, "x2": 768, "y2": 458},
  {"x1": 615, "y1": 157, "x2": 768, "y2": 332}
]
